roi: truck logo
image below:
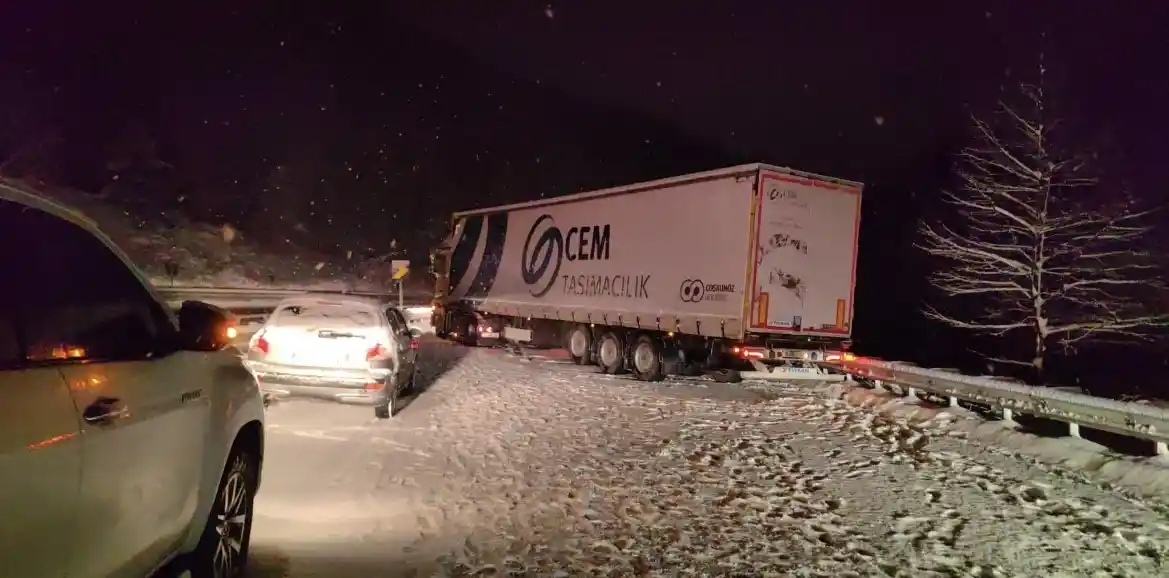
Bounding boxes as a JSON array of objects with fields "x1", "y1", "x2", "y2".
[
  {"x1": 522, "y1": 214, "x2": 613, "y2": 298},
  {"x1": 767, "y1": 186, "x2": 799, "y2": 201},
  {"x1": 680, "y1": 279, "x2": 705, "y2": 302},
  {"x1": 522, "y1": 215, "x2": 564, "y2": 297},
  {"x1": 680, "y1": 279, "x2": 736, "y2": 303}
]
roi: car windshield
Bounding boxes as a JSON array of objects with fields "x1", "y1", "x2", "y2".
[{"x1": 271, "y1": 301, "x2": 377, "y2": 329}]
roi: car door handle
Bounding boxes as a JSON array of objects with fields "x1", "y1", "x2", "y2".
[{"x1": 83, "y1": 396, "x2": 128, "y2": 424}]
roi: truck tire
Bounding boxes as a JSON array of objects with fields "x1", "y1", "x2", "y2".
[
  {"x1": 189, "y1": 447, "x2": 258, "y2": 578},
  {"x1": 566, "y1": 324, "x2": 593, "y2": 365},
  {"x1": 462, "y1": 322, "x2": 478, "y2": 347},
  {"x1": 630, "y1": 334, "x2": 665, "y2": 382},
  {"x1": 596, "y1": 332, "x2": 626, "y2": 375}
]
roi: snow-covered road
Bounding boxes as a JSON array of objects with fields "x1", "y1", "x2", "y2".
[{"x1": 246, "y1": 342, "x2": 1169, "y2": 577}]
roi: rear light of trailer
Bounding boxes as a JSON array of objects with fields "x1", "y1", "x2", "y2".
[
  {"x1": 729, "y1": 345, "x2": 766, "y2": 360},
  {"x1": 824, "y1": 351, "x2": 856, "y2": 363}
]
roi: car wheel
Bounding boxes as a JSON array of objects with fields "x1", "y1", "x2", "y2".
[
  {"x1": 374, "y1": 382, "x2": 396, "y2": 419},
  {"x1": 401, "y1": 368, "x2": 418, "y2": 395},
  {"x1": 189, "y1": 447, "x2": 257, "y2": 578}
]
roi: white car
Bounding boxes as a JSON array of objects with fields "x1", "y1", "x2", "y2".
[
  {"x1": 245, "y1": 295, "x2": 420, "y2": 418},
  {"x1": 0, "y1": 181, "x2": 266, "y2": 578},
  {"x1": 400, "y1": 305, "x2": 436, "y2": 335}
]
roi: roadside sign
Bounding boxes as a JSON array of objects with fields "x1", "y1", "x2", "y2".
[{"x1": 391, "y1": 260, "x2": 410, "y2": 280}]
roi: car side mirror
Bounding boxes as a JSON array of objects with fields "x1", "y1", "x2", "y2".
[
  {"x1": 408, "y1": 327, "x2": 422, "y2": 338},
  {"x1": 177, "y1": 300, "x2": 238, "y2": 351}
]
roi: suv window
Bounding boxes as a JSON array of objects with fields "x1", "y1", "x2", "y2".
[{"x1": 0, "y1": 199, "x2": 175, "y2": 363}]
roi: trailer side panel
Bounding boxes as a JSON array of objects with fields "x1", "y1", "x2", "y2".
[{"x1": 448, "y1": 172, "x2": 757, "y2": 338}]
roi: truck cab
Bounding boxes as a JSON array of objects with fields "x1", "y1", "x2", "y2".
[
  {"x1": 428, "y1": 245, "x2": 453, "y2": 336},
  {"x1": 429, "y1": 243, "x2": 506, "y2": 347}
]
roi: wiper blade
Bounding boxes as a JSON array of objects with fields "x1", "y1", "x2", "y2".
[{"x1": 317, "y1": 330, "x2": 360, "y2": 339}]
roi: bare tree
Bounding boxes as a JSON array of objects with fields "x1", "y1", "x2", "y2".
[{"x1": 918, "y1": 82, "x2": 1168, "y2": 376}]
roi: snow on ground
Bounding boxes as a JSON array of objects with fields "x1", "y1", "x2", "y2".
[
  {"x1": 249, "y1": 344, "x2": 1169, "y2": 577},
  {"x1": 7, "y1": 178, "x2": 414, "y2": 291},
  {"x1": 834, "y1": 384, "x2": 1169, "y2": 501}
]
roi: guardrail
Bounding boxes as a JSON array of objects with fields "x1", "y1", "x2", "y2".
[
  {"x1": 155, "y1": 286, "x2": 399, "y2": 308},
  {"x1": 156, "y1": 285, "x2": 433, "y2": 327},
  {"x1": 825, "y1": 356, "x2": 1169, "y2": 456}
]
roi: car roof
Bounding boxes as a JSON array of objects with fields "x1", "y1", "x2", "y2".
[{"x1": 0, "y1": 179, "x2": 105, "y2": 233}]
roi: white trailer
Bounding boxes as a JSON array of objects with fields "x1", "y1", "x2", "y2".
[{"x1": 429, "y1": 163, "x2": 863, "y2": 382}]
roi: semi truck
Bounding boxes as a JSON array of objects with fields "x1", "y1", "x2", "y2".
[{"x1": 429, "y1": 163, "x2": 863, "y2": 382}]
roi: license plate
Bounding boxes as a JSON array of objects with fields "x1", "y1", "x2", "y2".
[{"x1": 481, "y1": 331, "x2": 499, "y2": 338}]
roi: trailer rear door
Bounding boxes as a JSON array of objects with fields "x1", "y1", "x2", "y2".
[{"x1": 747, "y1": 171, "x2": 862, "y2": 337}]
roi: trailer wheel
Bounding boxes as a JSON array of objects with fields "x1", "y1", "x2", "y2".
[
  {"x1": 566, "y1": 324, "x2": 593, "y2": 365},
  {"x1": 631, "y1": 334, "x2": 665, "y2": 382},
  {"x1": 596, "y1": 332, "x2": 626, "y2": 374}
]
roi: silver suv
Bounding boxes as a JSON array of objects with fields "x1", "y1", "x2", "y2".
[
  {"x1": 0, "y1": 180, "x2": 266, "y2": 578},
  {"x1": 244, "y1": 295, "x2": 420, "y2": 418}
]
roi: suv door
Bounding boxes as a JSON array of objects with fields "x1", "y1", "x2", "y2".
[
  {"x1": 0, "y1": 294, "x2": 83, "y2": 578},
  {"x1": 0, "y1": 200, "x2": 210, "y2": 578}
]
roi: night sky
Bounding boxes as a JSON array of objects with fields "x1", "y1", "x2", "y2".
[{"x1": 2, "y1": 1, "x2": 1167, "y2": 368}]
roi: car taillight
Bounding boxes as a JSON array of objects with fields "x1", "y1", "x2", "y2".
[
  {"x1": 409, "y1": 337, "x2": 420, "y2": 350},
  {"x1": 366, "y1": 343, "x2": 390, "y2": 361},
  {"x1": 251, "y1": 330, "x2": 270, "y2": 355}
]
